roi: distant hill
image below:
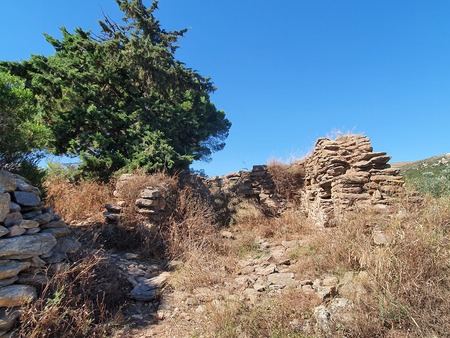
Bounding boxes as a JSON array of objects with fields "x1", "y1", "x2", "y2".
[{"x1": 392, "y1": 154, "x2": 450, "y2": 197}]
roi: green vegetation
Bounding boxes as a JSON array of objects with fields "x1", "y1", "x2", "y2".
[
  {"x1": 397, "y1": 155, "x2": 450, "y2": 197},
  {"x1": 0, "y1": 71, "x2": 49, "y2": 168},
  {"x1": 1, "y1": 0, "x2": 230, "y2": 180}
]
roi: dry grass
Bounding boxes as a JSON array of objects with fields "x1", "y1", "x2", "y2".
[
  {"x1": 294, "y1": 195, "x2": 450, "y2": 337},
  {"x1": 44, "y1": 178, "x2": 113, "y2": 223},
  {"x1": 16, "y1": 251, "x2": 129, "y2": 338},
  {"x1": 204, "y1": 291, "x2": 320, "y2": 337},
  {"x1": 267, "y1": 160, "x2": 305, "y2": 201}
]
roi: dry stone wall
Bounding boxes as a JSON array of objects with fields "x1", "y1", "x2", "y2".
[
  {"x1": 0, "y1": 170, "x2": 80, "y2": 335},
  {"x1": 106, "y1": 134, "x2": 407, "y2": 228}
]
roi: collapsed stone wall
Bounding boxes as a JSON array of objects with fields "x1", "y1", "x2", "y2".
[
  {"x1": 106, "y1": 134, "x2": 406, "y2": 228},
  {"x1": 0, "y1": 170, "x2": 79, "y2": 334},
  {"x1": 301, "y1": 135, "x2": 404, "y2": 226}
]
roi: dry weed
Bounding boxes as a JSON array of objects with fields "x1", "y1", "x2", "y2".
[
  {"x1": 299, "y1": 195, "x2": 450, "y2": 337},
  {"x1": 16, "y1": 251, "x2": 129, "y2": 337},
  {"x1": 204, "y1": 291, "x2": 320, "y2": 337},
  {"x1": 267, "y1": 159, "x2": 304, "y2": 201},
  {"x1": 44, "y1": 178, "x2": 113, "y2": 223}
]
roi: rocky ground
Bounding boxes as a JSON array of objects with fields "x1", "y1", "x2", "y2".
[{"x1": 91, "y1": 226, "x2": 366, "y2": 338}]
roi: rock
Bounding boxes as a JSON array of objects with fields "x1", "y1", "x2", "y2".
[
  {"x1": 0, "y1": 233, "x2": 57, "y2": 259},
  {"x1": 16, "y1": 220, "x2": 39, "y2": 229},
  {"x1": 0, "y1": 307, "x2": 21, "y2": 332},
  {"x1": 31, "y1": 213, "x2": 53, "y2": 225},
  {"x1": 124, "y1": 253, "x2": 139, "y2": 260},
  {"x1": 42, "y1": 251, "x2": 67, "y2": 264},
  {"x1": 316, "y1": 285, "x2": 337, "y2": 300},
  {"x1": 0, "y1": 275, "x2": 18, "y2": 287},
  {"x1": 255, "y1": 263, "x2": 278, "y2": 276},
  {"x1": 220, "y1": 230, "x2": 235, "y2": 239},
  {"x1": 9, "y1": 202, "x2": 20, "y2": 213},
  {"x1": 322, "y1": 276, "x2": 339, "y2": 286},
  {"x1": 3, "y1": 212, "x2": 22, "y2": 227},
  {"x1": 22, "y1": 210, "x2": 42, "y2": 220},
  {"x1": 0, "y1": 284, "x2": 36, "y2": 307},
  {"x1": 12, "y1": 191, "x2": 40, "y2": 207},
  {"x1": 0, "y1": 260, "x2": 31, "y2": 279},
  {"x1": 372, "y1": 230, "x2": 390, "y2": 245},
  {"x1": 135, "y1": 198, "x2": 159, "y2": 208},
  {"x1": 53, "y1": 237, "x2": 81, "y2": 254},
  {"x1": 24, "y1": 228, "x2": 41, "y2": 235},
  {"x1": 267, "y1": 272, "x2": 297, "y2": 288},
  {"x1": 14, "y1": 178, "x2": 33, "y2": 192},
  {"x1": 0, "y1": 194, "x2": 11, "y2": 223},
  {"x1": 0, "y1": 227, "x2": 8, "y2": 238},
  {"x1": 5, "y1": 225, "x2": 26, "y2": 237},
  {"x1": 18, "y1": 272, "x2": 49, "y2": 287},
  {"x1": 40, "y1": 220, "x2": 67, "y2": 229},
  {"x1": 338, "y1": 271, "x2": 370, "y2": 301},
  {"x1": 140, "y1": 189, "x2": 159, "y2": 199},
  {"x1": 281, "y1": 239, "x2": 300, "y2": 249},
  {"x1": 41, "y1": 227, "x2": 71, "y2": 238},
  {"x1": 0, "y1": 171, "x2": 17, "y2": 193},
  {"x1": 130, "y1": 283, "x2": 158, "y2": 301}
]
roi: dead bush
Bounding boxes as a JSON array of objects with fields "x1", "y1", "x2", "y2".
[
  {"x1": 267, "y1": 159, "x2": 304, "y2": 201},
  {"x1": 44, "y1": 178, "x2": 113, "y2": 223},
  {"x1": 301, "y1": 195, "x2": 450, "y2": 337},
  {"x1": 16, "y1": 251, "x2": 130, "y2": 337}
]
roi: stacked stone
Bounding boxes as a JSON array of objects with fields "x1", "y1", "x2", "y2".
[
  {"x1": 301, "y1": 135, "x2": 405, "y2": 227},
  {"x1": 105, "y1": 174, "x2": 174, "y2": 224},
  {"x1": 0, "y1": 170, "x2": 80, "y2": 335}
]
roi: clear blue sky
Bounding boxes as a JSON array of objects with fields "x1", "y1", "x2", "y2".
[{"x1": 1, "y1": 0, "x2": 449, "y2": 176}]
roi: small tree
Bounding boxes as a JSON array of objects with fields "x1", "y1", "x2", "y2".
[{"x1": 2, "y1": 0, "x2": 230, "y2": 180}]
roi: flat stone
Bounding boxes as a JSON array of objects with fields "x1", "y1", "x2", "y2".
[
  {"x1": 135, "y1": 198, "x2": 159, "y2": 208},
  {"x1": 281, "y1": 240, "x2": 300, "y2": 249},
  {"x1": 41, "y1": 227, "x2": 71, "y2": 238},
  {"x1": 220, "y1": 230, "x2": 235, "y2": 239},
  {"x1": 140, "y1": 189, "x2": 159, "y2": 199},
  {"x1": 322, "y1": 276, "x2": 339, "y2": 286},
  {"x1": 0, "y1": 260, "x2": 31, "y2": 279},
  {"x1": 0, "y1": 284, "x2": 37, "y2": 307},
  {"x1": 123, "y1": 253, "x2": 139, "y2": 260},
  {"x1": 0, "y1": 233, "x2": 57, "y2": 259},
  {"x1": 18, "y1": 272, "x2": 49, "y2": 287},
  {"x1": 255, "y1": 263, "x2": 278, "y2": 276},
  {"x1": 31, "y1": 213, "x2": 53, "y2": 225},
  {"x1": 9, "y1": 202, "x2": 20, "y2": 212},
  {"x1": 0, "y1": 171, "x2": 17, "y2": 193},
  {"x1": 17, "y1": 220, "x2": 39, "y2": 229},
  {"x1": 53, "y1": 236, "x2": 81, "y2": 254},
  {"x1": 267, "y1": 272, "x2": 297, "y2": 288},
  {"x1": 0, "y1": 193, "x2": 11, "y2": 223},
  {"x1": 0, "y1": 307, "x2": 21, "y2": 331},
  {"x1": 25, "y1": 228, "x2": 41, "y2": 235},
  {"x1": 0, "y1": 275, "x2": 18, "y2": 287},
  {"x1": 3, "y1": 212, "x2": 22, "y2": 227},
  {"x1": 130, "y1": 283, "x2": 159, "y2": 301},
  {"x1": 0, "y1": 226, "x2": 8, "y2": 238},
  {"x1": 12, "y1": 191, "x2": 40, "y2": 207},
  {"x1": 14, "y1": 178, "x2": 33, "y2": 192},
  {"x1": 22, "y1": 210, "x2": 42, "y2": 220},
  {"x1": 42, "y1": 251, "x2": 67, "y2": 264},
  {"x1": 40, "y1": 220, "x2": 67, "y2": 229},
  {"x1": 5, "y1": 225, "x2": 26, "y2": 237},
  {"x1": 372, "y1": 230, "x2": 390, "y2": 245}
]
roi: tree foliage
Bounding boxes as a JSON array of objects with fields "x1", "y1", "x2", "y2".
[
  {"x1": 2, "y1": 0, "x2": 230, "y2": 180},
  {"x1": 0, "y1": 71, "x2": 48, "y2": 168}
]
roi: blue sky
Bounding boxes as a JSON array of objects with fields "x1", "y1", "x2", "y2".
[{"x1": 1, "y1": 0, "x2": 449, "y2": 176}]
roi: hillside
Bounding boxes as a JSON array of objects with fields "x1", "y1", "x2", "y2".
[{"x1": 393, "y1": 153, "x2": 450, "y2": 197}]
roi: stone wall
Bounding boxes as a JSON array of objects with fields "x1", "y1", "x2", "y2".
[
  {"x1": 0, "y1": 170, "x2": 79, "y2": 334},
  {"x1": 106, "y1": 134, "x2": 407, "y2": 228}
]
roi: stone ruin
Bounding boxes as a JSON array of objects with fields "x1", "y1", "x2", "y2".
[
  {"x1": 106, "y1": 134, "x2": 407, "y2": 228},
  {"x1": 0, "y1": 170, "x2": 80, "y2": 335}
]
